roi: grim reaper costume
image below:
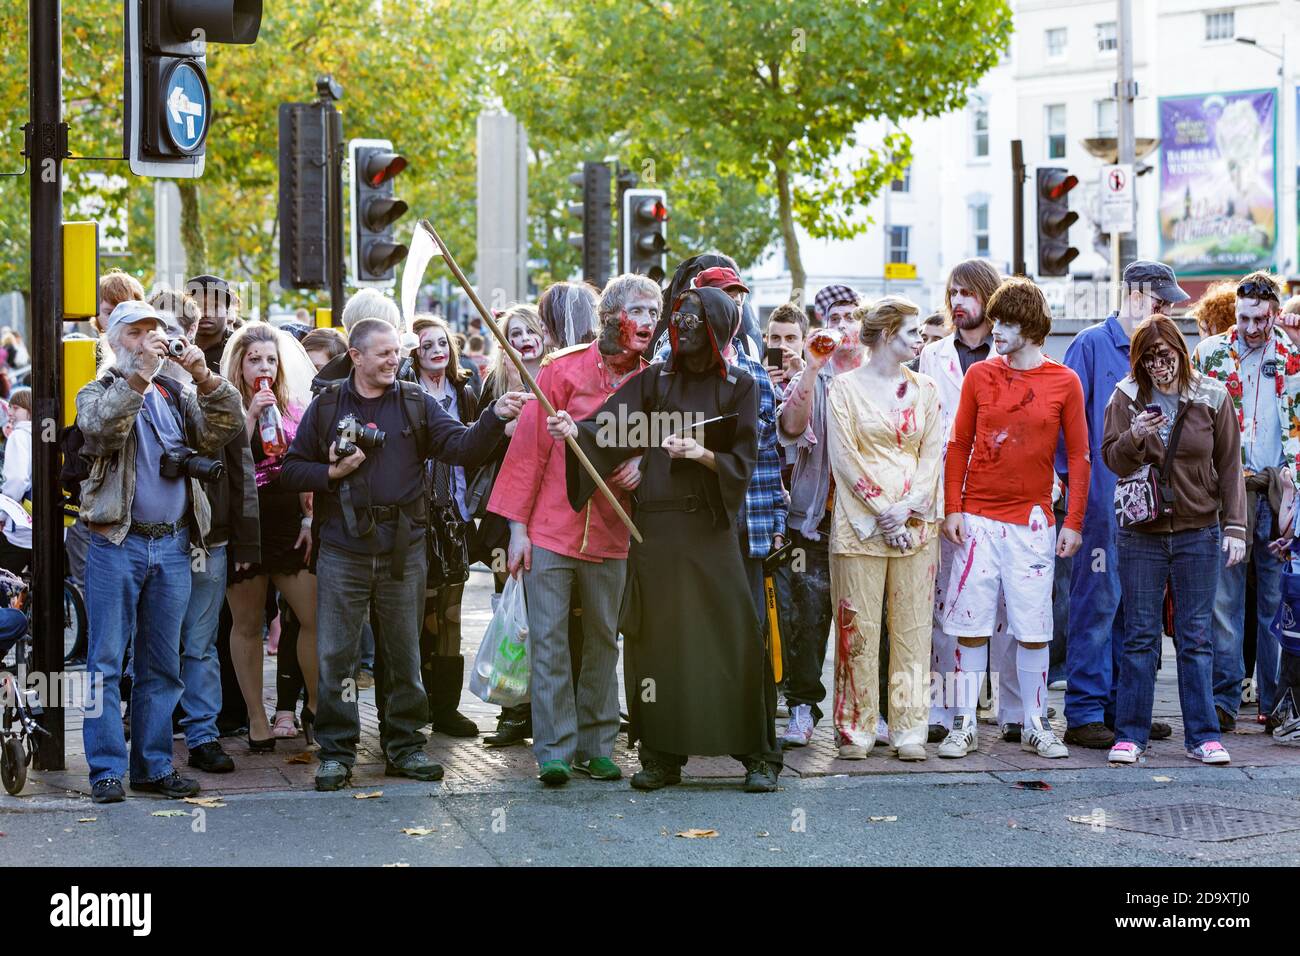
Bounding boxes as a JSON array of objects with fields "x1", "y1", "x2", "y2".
[{"x1": 567, "y1": 287, "x2": 781, "y2": 788}]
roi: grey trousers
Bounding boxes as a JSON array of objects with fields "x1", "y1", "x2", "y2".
[{"x1": 524, "y1": 545, "x2": 625, "y2": 765}]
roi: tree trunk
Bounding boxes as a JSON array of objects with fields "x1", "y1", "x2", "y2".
[
  {"x1": 177, "y1": 180, "x2": 207, "y2": 277},
  {"x1": 775, "y1": 164, "x2": 806, "y2": 302}
]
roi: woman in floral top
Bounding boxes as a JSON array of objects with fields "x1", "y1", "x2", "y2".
[{"x1": 826, "y1": 296, "x2": 945, "y2": 761}]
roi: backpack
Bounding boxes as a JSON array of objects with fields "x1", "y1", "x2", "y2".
[{"x1": 60, "y1": 373, "x2": 186, "y2": 504}]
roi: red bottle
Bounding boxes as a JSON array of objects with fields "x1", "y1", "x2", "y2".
[{"x1": 255, "y1": 376, "x2": 287, "y2": 457}]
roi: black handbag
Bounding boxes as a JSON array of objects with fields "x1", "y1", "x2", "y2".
[
  {"x1": 426, "y1": 500, "x2": 470, "y2": 589},
  {"x1": 1113, "y1": 398, "x2": 1188, "y2": 529}
]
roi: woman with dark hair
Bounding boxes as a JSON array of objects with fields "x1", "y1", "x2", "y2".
[
  {"x1": 1102, "y1": 315, "x2": 1246, "y2": 765},
  {"x1": 537, "y1": 281, "x2": 599, "y2": 349}
]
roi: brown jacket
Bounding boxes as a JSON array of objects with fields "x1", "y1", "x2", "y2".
[{"x1": 1101, "y1": 373, "x2": 1246, "y2": 540}]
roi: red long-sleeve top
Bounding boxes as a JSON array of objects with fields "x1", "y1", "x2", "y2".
[{"x1": 944, "y1": 355, "x2": 1091, "y2": 532}]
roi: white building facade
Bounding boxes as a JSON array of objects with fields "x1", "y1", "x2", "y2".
[{"x1": 748, "y1": 0, "x2": 1298, "y2": 320}]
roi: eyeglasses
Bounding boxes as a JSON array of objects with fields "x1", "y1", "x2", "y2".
[
  {"x1": 1141, "y1": 348, "x2": 1178, "y2": 367},
  {"x1": 671, "y1": 312, "x2": 703, "y2": 331},
  {"x1": 1237, "y1": 280, "x2": 1280, "y2": 303}
]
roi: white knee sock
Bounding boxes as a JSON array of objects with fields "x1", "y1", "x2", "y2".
[
  {"x1": 1017, "y1": 644, "x2": 1050, "y2": 724},
  {"x1": 954, "y1": 642, "x2": 988, "y2": 723}
]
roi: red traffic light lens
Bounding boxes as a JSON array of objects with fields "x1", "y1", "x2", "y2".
[
  {"x1": 1048, "y1": 174, "x2": 1078, "y2": 201},
  {"x1": 652, "y1": 201, "x2": 668, "y2": 222}
]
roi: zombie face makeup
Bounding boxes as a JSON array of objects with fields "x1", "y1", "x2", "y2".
[
  {"x1": 1141, "y1": 344, "x2": 1179, "y2": 387},
  {"x1": 883, "y1": 314, "x2": 922, "y2": 365},
  {"x1": 417, "y1": 328, "x2": 451, "y2": 374},
  {"x1": 620, "y1": 295, "x2": 659, "y2": 354},
  {"x1": 1236, "y1": 297, "x2": 1276, "y2": 350},
  {"x1": 825, "y1": 304, "x2": 863, "y2": 356},
  {"x1": 672, "y1": 298, "x2": 708, "y2": 357},
  {"x1": 948, "y1": 285, "x2": 984, "y2": 330},
  {"x1": 506, "y1": 317, "x2": 543, "y2": 360},
  {"x1": 991, "y1": 319, "x2": 1028, "y2": 357}
]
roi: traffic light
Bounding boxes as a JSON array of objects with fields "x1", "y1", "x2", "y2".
[
  {"x1": 349, "y1": 138, "x2": 410, "y2": 286},
  {"x1": 124, "y1": 0, "x2": 262, "y2": 178},
  {"x1": 622, "y1": 188, "x2": 668, "y2": 283},
  {"x1": 278, "y1": 103, "x2": 327, "y2": 289},
  {"x1": 1036, "y1": 167, "x2": 1079, "y2": 277},
  {"x1": 566, "y1": 162, "x2": 612, "y2": 288}
]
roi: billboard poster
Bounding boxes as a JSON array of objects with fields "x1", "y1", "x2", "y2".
[{"x1": 1158, "y1": 89, "x2": 1276, "y2": 275}]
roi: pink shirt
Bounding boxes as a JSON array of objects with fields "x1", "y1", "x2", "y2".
[
  {"x1": 255, "y1": 402, "x2": 304, "y2": 487},
  {"x1": 488, "y1": 342, "x2": 646, "y2": 562}
]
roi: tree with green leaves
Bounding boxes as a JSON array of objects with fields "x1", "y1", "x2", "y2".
[{"x1": 485, "y1": 0, "x2": 1013, "y2": 293}]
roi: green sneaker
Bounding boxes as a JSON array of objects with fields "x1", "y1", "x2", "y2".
[
  {"x1": 537, "y1": 759, "x2": 571, "y2": 786},
  {"x1": 573, "y1": 757, "x2": 622, "y2": 781}
]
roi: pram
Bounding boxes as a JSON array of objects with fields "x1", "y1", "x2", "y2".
[{"x1": 0, "y1": 567, "x2": 46, "y2": 794}]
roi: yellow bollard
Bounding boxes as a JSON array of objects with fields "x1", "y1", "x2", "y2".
[
  {"x1": 315, "y1": 307, "x2": 333, "y2": 328},
  {"x1": 62, "y1": 336, "x2": 98, "y2": 428},
  {"x1": 62, "y1": 221, "x2": 99, "y2": 319}
]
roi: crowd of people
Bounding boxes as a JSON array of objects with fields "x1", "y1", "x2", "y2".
[{"x1": 60, "y1": 251, "x2": 1300, "y2": 804}]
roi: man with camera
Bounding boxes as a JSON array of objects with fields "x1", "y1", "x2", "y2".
[
  {"x1": 77, "y1": 300, "x2": 245, "y2": 804},
  {"x1": 281, "y1": 318, "x2": 527, "y2": 791}
]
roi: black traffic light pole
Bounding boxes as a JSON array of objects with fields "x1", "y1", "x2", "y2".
[
  {"x1": 27, "y1": 0, "x2": 66, "y2": 770},
  {"x1": 318, "y1": 77, "x2": 344, "y2": 326},
  {"x1": 1011, "y1": 139, "x2": 1026, "y2": 277}
]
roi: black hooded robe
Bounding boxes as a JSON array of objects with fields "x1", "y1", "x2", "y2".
[{"x1": 567, "y1": 289, "x2": 768, "y2": 759}]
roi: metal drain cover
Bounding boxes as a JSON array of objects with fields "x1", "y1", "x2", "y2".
[{"x1": 1099, "y1": 802, "x2": 1300, "y2": 842}]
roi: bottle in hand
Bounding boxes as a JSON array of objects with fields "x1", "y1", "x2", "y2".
[{"x1": 256, "y1": 376, "x2": 287, "y2": 457}]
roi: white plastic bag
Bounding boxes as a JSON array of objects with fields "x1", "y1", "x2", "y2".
[{"x1": 469, "y1": 574, "x2": 530, "y2": 707}]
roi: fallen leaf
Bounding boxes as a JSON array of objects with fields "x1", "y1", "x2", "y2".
[
  {"x1": 183, "y1": 797, "x2": 226, "y2": 808},
  {"x1": 1066, "y1": 815, "x2": 1094, "y2": 825},
  {"x1": 285, "y1": 752, "x2": 315, "y2": 765},
  {"x1": 151, "y1": 809, "x2": 190, "y2": 818},
  {"x1": 1152, "y1": 775, "x2": 1172, "y2": 783},
  {"x1": 675, "y1": 828, "x2": 718, "y2": 839},
  {"x1": 1013, "y1": 780, "x2": 1051, "y2": 791},
  {"x1": 867, "y1": 815, "x2": 898, "y2": 823},
  {"x1": 401, "y1": 827, "x2": 435, "y2": 836},
  {"x1": 77, "y1": 817, "x2": 96, "y2": 823},
  {"x1": 354, "y1": 791, "x2": 383, "y2": 800},
  {"x1": 756, "y1": 830, "x2": 770, "y2": 837}
]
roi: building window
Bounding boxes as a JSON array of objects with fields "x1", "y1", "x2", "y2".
[
  {"x1": 1096, "y1": 99, "x2": 1118, "y2": 138},
  {"x1": 888, "y1": 225, "x2": 910, "y2": 264},
  {"x1": 972, "y1": 98, "x2": 989, "y2": 158},
  {"x1": 1096, "y1": 21, "x2": 1117, "y2": 52},
  {"x1": 971, "y1": 202, "x2": 990, "y2": 259},
  {"x1": 1045, "y1": 103, "x2": 1067, "y2": 159},
  {"x1": 1205, "y1": 10, "x2": 1234, "y2": 41},
  {"x1": 891, "y1": 166, "x2": 911, "y2": 192},
  {"x1": 1045, "y1": 27, "x2": 1067, "y2": 58}
]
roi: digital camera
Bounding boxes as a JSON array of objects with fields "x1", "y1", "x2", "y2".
[
  {"x1": 159, "y1": 447, "x2": 224, "y2": 483},
  {"x1": 166, "y1": 337, "x2": 187, "y2": 358},
  {"x1": 333, "y1": 415, "x2": 386, "y2": 458}
]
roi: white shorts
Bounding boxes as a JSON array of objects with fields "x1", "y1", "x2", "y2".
[{"x1": 942, "y1": 508, "x2": 1054, "y2": 642}]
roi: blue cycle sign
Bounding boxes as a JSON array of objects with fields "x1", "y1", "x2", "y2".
[{"x1": 162, "y1": 61, "x2": 210, "y2": 154}]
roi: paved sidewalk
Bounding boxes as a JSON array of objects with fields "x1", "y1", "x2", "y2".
[{"x1": 20, "y1": 568, "x2": 1300, "y2": 797}]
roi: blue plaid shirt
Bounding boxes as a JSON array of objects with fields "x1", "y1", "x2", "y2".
[{"x1": 654, "y1": 341, "x2": 787, "y2": 557}]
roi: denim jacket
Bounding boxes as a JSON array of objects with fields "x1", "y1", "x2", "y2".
[{"x1": 75, "y1": 370, "x2": 245, "y2": 548}]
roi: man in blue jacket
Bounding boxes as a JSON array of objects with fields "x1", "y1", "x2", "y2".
[{"x1": 1057, "y1": 260, "x2": 1187, "y2": 748}]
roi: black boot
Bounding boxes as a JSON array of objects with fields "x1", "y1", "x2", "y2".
[
  {"x1": 426, "y1": 655, "x2": 480, "y2": 737},
  {"x1": 485, "y1": 703, "x2": 532, "y2": 747}
]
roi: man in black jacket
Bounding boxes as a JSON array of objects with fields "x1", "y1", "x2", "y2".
[
  {"x1": 152, "y1": 289, "x2": 261, "y2": 773},
  {"x1": 281, "y1": 319, "x2": 527, "y2": 790}
]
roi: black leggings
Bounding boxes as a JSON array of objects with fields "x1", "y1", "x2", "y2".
[{"x1": 275, "y1": 591, "x2": 306, "y2": 712}]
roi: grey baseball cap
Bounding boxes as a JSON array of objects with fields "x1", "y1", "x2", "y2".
[
  {"x1": 106, "y1": 300, "x2": 168, "y2": 333},
  {"x1": 1122, "y1": 259, "x2": 1190, "y2": 304}
]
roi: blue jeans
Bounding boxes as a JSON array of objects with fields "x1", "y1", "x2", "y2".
[
  {"x1": 1065, "y1": 513, "x2": 1124, "y2": 727},
  {"x1": 1115, "y1": 525, "x2": 1220, "y2": 750},
  {"x1": 83, "y1": 528, "x2": 192, "y2": 785},
  {"x1": 315, "y1": 543, "x2": 428, "y2": 767},
  {"x1": 179, "y1": 542, "x2": 226, "y2": 749},
  {"x1": 1212, "y1": 495, "x2": 1283, "y2": 716}
]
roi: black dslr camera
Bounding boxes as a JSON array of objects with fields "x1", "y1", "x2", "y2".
[
  {"x1": 332, "y1": 414, "x2": 386, "y2": 458},
  {"x1": 160, "y1": 447, "x2": 224, "y2": 483}
]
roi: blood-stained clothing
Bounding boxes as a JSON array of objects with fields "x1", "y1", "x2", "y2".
[{"x1": 944, "y1": 355, "x2": 1091, "y2": 532}]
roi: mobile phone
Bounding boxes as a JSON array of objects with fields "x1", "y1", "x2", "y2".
[
  {"x1": 1144, "y1": 403, "x2": 1162, "y2": 416},
  {"x1": 765, "y1": 346, "x2": 784, "y2": 369}
]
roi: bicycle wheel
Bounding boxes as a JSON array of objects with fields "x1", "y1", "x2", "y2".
[
  {"x1": 1, "y1": 735, "x2": 24, "y2": 795},
  {"x1": 63, "y1": 581, "x2": 87, "y2": 663}
]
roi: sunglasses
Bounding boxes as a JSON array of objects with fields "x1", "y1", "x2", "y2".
[
  {"x1": 1237, "y1": 280, "x2": 1280, "y2": 303},
  {"x1": 671, "y1": 312, "x2": 703, "y2": 331}
]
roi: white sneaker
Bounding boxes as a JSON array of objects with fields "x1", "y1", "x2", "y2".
[
  {"x1": 837, "y1": 743, "x2": 871, "y2": 759},
  {"x1": 875, "y1": 716, "x2": 890, "y2": 746},
  {"x1": 780, "y1": 704, "x2": 814, "y2": 747},
  {"x1": 1107, "y1": 741, "x2": 1142, "y2": 764},
  {"x1": 897, "y1": 742, "x2": 927, "y2": 761},
  {"x1": 1048, "y1": 679, "x2": 1067, "y2": 692},
  {"x1": 1273, "y1": 691, "x2": 1300, "y2": 745},
  {"x1": 1021, "y1": 715, "x2": 1069, "y2": 758},
  {"x1": 938, "y1": 716, "x2": 978, "y2": 758},
  {"x1": 1187, "y1": 741, "x2": 1230, "y2": 765}
]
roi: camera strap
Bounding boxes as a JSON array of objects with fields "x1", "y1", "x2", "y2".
[{"x1": 138, "y1": 383, "x2": 185, "y2": 453}]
